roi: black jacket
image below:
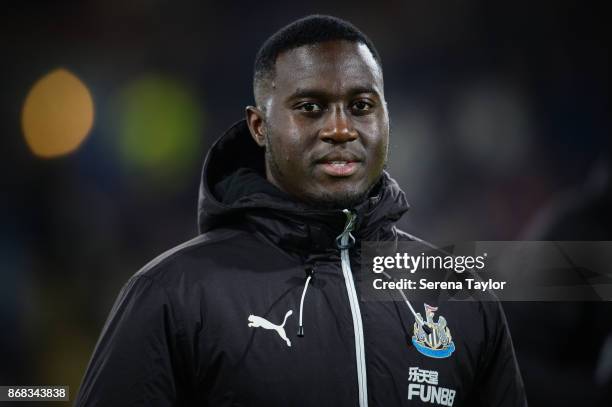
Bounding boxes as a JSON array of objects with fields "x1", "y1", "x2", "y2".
[{"x1": 75, "y1": 120, "x2": 527, "y2": 406}]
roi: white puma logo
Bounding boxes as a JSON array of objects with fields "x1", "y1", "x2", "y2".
[{"x1": 247, "y1": 310, "x2": 293, "y2": 347}]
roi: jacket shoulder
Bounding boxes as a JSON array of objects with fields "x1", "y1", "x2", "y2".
[
  {"x1": 393, "y1": 226, "x2": 434, "y2": 247},
  {"x1": 134, "y1": 228, "x2": 248, "y2": 282}
]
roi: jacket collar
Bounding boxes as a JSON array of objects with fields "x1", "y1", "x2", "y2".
[{"x1": 197, "y1": 120, "x2": 410, "y2": 258}]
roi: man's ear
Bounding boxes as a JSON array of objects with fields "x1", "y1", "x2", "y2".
[{"x1": 245, "y1": 106, "x2": 266, "y2": 147}]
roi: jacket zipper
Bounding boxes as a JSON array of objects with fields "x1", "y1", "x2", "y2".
[{"x1": 337, "y1": 209, "x2": 368, "y2": 407}]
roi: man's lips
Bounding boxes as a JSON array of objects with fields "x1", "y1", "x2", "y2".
[
  {"x1": 315, "y1": 153, "x2": 363, "y2": 177},
  {"x1": 318, "y1": 160, "x2": 360, "y2": 177}
]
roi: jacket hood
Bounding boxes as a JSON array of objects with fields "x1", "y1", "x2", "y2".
[{"x1": 197, "y1": 119, "x2": 409, "y2": 256}]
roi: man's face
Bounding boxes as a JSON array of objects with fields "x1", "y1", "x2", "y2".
[{"x1": 248, "y1": 40, "x2": 389, "y2": 208}]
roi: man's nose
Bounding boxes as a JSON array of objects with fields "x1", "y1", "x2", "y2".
[{"x1": 319, "y1": 106, "x2": 358, "y2": 144}]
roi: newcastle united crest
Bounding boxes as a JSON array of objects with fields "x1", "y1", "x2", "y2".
[{"x1": 412, "y1": 304, "x2": 455, "y2": 358}]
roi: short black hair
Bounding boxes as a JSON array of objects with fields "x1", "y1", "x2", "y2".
[{"x1": 253, "y1": 15, "x2": 382, "y2": 106}]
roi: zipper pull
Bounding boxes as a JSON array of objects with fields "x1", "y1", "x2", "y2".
[{"x1": 335, "y1": 209, "x2": 357, "y2": 250}]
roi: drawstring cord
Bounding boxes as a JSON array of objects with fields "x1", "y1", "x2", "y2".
[
  {"x1": 335, "y1": 209, "x2": 430, "y2": 336},
  {"x1": 297, "y1": 266, "x2": 315, "y2": 337},
  {"x1": 381, "y1": 270, "x2": 432, "y2": 335},
  {"x1": 298, "y1": 209, "x2": 357, "y2": 338}
]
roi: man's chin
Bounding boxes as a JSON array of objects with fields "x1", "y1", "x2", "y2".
[{"x1": 302, "y1": 179, "x2": 381, "y2": 210}]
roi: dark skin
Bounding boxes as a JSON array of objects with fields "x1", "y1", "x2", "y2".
[{"x1": 246, "y1": 40, "x2": 389, "y2": 209}]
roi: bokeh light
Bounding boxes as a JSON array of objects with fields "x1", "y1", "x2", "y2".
[
  {"x1": 21, "y1": 69, "x2": 94, "y2": 158},
  {"x1": 451, "y1": 83, "x2": 532, "y2": 174},
  {"x1": 112, "y1": 75, "x2": 203, "y2": 182}
]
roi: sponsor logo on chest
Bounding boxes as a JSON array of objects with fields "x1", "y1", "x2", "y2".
[{"x1": 408, "y1": 367, "x2": 456, "y2": 406}]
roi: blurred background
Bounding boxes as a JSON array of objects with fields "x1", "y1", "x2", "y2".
[{"x1": 1, "y1": 0, "x2": 609, "y2": 405}]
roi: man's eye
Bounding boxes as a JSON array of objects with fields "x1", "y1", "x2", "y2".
[
  {"x1": 297, "y1": 102, "x2": 322, "y2": 113},
  {"x1": 352, "y1": 100, "x2": 373, "y2": 112}
]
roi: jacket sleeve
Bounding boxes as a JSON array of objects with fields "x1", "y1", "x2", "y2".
[
  {"x1": 474, "y1": 301, "x2": 528, "y2": 407},
  {"x1": 75, "y1": 274, "x2": 185, "y2": 406}
]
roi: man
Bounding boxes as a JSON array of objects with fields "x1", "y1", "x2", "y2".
[{"x1": 76, "y1": 15, "x2": 526, "y2": 406}]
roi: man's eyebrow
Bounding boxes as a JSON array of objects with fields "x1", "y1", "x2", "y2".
[
  {"x1": 347, "y1": 86, "x2": 379, "y2": 96},
  {"x1": 286, "y1": 88, "x2": 330, "y2": 101},
  {"x1": 286, "y1": 86, "x2": 380, "y2": 101}
]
